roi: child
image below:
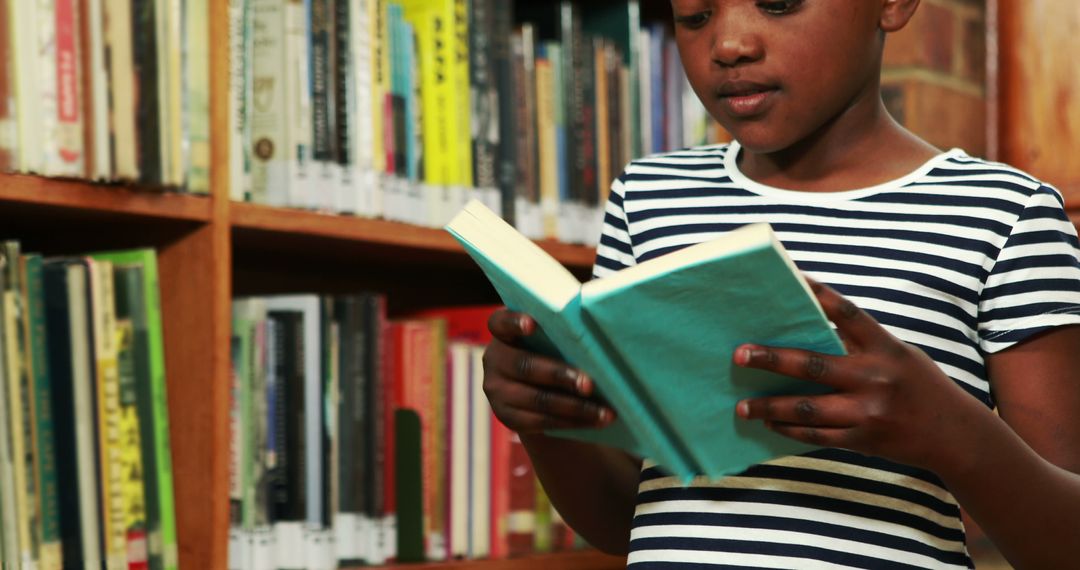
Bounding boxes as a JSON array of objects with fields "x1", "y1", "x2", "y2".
[{"x1": 482, "y1": 0, "x2": 1080, "y2": 568}]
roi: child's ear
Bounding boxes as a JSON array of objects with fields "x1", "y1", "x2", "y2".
[{"x1": 880, "y1": 0, "x2": 921, "y2": 33}]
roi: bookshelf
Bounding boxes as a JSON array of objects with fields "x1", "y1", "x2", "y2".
[{"x1": 0, "y1": 3, "x2": 597, "y2": 570}]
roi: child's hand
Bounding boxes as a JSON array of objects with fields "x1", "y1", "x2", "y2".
[
  {"x1": 734, "y1": 279, "x2": 983, "y2": 473},
  {"x1": 483, "y1": 309, "x2": 616, "y2": 434}
]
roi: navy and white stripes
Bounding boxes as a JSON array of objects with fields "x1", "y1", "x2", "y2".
[{"x1": 593, "y1": 142, "x2": 1080, "y2": 569}]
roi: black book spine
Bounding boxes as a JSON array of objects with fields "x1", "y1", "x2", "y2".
[
  {"x1": 493, "y1": 3, "x2": 517, "y2": 223},
  {"x1": 469, "y1": 0, "x2": 497, "y2": 193},
  {"x1": 42, "y1": 262, "x2": 84, "y2": 567},
  {"x1": 132, "y1": 1, "x2": 162, "y2": 185},
  {"x1": 310, "y1": 0, "x2": 336, "y2": 163},
  {"x1": 268, "y1": 311, "x2": 305, "y2": 523},
  {"x1": 334, "y1": 0, "x2": 352, "y2": 171}
]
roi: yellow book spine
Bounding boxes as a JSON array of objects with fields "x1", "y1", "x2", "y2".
[
  {"x1": 535, "y1": 56, "x2": 558, "y2": 239},
  {"x1": 402, "y1": 0, "x2": 448, "y2": 186},
  {"x1": 594, "y1": 41, "x2": 611, "y2": 203},
  {"x1": 4, "y1": 289, "x2": 34, "y2": 569},
  {"x1": 371, "y1": 0, "x2": 387, "y2": 175},
  {"x1": 91, "y1": 261, "x2": 128, "y2": 570},
  {"x1": 115, "y1": 321, "x2": 148, "y2": 567},
  {"x1": 450, "y1": 0, "x2": 471, "y2": 188}
]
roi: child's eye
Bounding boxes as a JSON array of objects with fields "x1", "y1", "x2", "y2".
[
  {"x1": 756, "y1": 0, "x2": 804, "y2": 15},
  {"x1": 674, "y1": 11, "x2": 711, "y2": 30}
]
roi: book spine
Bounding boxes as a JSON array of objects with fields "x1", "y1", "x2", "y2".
[
  {"x1": 90, "y1": 260, "x2": 129, "y2": 570},
  {"x1": 488, "y1": 418, "x2": 511, "y2": 560},
  {"x1": 36, "y1": 0, "x2": 62, "y2": 176},
  {"x1": 114, "y1": 319, "x2": 149, "y2": 570},
  {"x1": 54, "y1": 0, "x2": 84, "y2": 176},
  {"x1": 68, "y1": 262, "x2": 106, "y2": 568},
  {"x1": 184, "y1": 0, "x2": 211, "y2": 193},
  {"x1": 466, "y1": 346, "x2": 491, "y2": 559},
  {"x1": 140, "y1": 256, "x2": 176, "y2": 570},
  {"x1": 0, "y1": 0, "x2": 13, "y2": 172},
  {"x1": 249, "y1": 0, "x2": 288, "y2": 206},
  {"x1": 160, "y1": 0, "x2": 184, "y2": 187},
  {"x1": 370, "y1": 0, "x2": 386, "y2": 183},
  {"x1": 287, "y1": 0, "x2": 312, "y2": 208},
  {"x1": 507, "y1": 433, "x2": 535, "y2": 557},
  {"x1": 450, "y1": 0, "x2": 472, "y2": 199},
  {"x1": 132, "y1": 0, "x2": 162, "y2": 184},
  {"x1": 0, "y1": 251, "x2": 21, "y2": 567},
  {"x1": 534, "y1": 48, "x2": 558, "y2": 240},
  {"x1": 228, "y1": 0, "x2": 252, "y2": 201},
  {"x1": 492, "y1": 2, "x2": 517, "y2": 225},
  {"x1": 468, "y1": 0, "x2": 498, "y2": 211},
  {"x1": 334, "y1": 0, "x2": 354, "y2": 213},
  {"x1": 594, "y1": 39, "x2": 611, "y2": 213},
  {"x1": 79, "y1": 0, "x2": 112, "y2": 180},
  {"x1": 23, "y1": 256, "x2": 63, "y2": 570},
  {"x1": 103, "y1": 0, "x2": 138, "y2": 180},
  {"x1": 510, "y1": 27, "x2": 537, "y2": 237},
  {"x1": 369, "y1": 296, "x2": 390, "y2": 563},
  {"x1": 3, "y1": 243, "x2": 39, "y2": 569},
  {"x1": 349, "y1": 0, "x2": 376, "y2": 217},
  {"x1": 309, "y1": 0, "x2": 336, "y2": 209},
  {"x1": 10, "y1": 0, "x2": 42, "y2": 173},
  {"x1": 534, "y1": 480, "x2": 553, "y2": 554}
]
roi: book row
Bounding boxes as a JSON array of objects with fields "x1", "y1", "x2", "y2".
[
  {"x1": 0, "y1": 0, "x2": 210, "y2": 192},
  {"x1": 229, "y1": 299, "x2": 582, "y2": 570},
  {"x1": 0, "y1": 244, "x2": 177, "y2": 570},
  {"x1": 228, "y1": 0, "x2": 727, "y2": 244}
]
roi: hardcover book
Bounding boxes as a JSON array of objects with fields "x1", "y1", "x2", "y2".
[{"x1": 445, "y1": 199, "x2": 846, "y2": 482}]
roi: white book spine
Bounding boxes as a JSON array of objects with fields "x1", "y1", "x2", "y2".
[
  {"x1": 228, "y1": 0, "x2": 249, "y2": 201},
  {"x1": 103, "y1": 0, "x2": 138, "y2": 180},
  {"x1": 250, "y1": 0, "x2": 289, "y2": 206},
  {"x1": 289, "y1": 1, "x2": 313, "y2": 209},
  {"x1": 85, "y1": 0, "x2": 112, "y2": 180},
  {"x1": 11, "y1": 0, "x2": 43, "y2": 173}
]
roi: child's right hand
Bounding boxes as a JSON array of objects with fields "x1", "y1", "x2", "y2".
[{"x1": 483, "y1": 309, "x2": 616, "y2": 434}]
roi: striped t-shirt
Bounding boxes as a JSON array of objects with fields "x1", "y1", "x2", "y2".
[{"x1": 593, "y1": 142, "x2": 1080, "y2": 569}]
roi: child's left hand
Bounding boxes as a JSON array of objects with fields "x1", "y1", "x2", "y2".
[{"x1": 734, "y1": 278, "x2": 988, "y2": 474}]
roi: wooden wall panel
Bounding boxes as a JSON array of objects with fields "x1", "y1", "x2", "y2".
[{"x1": 998, "y1": 0, "x2": 1080, "y2": 201}]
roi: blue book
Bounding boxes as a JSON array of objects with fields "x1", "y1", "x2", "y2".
[{"x1": 445, "y1": 200, "x2": 846, "y2": 482}]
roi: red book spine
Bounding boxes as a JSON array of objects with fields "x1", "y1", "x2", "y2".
[
  {"x1": 55, "y1": 0, "x2": 82, "y2": 165},
  {"x1": 488, "y1": 418, "x2": 512, "y2": 559},
  {"x1": 507, "y1": 432, "x2": 535, "y2": 557}
]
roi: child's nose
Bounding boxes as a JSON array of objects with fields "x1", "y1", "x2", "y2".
[{"x1": 710, "y1": 35, "x2": 765, "y2": 67}]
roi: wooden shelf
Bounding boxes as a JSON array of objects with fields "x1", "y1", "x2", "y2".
[
  {"x1": 359, "y1": 550, "x2": 626, "y2": 570},
  {"x1": 230, "y1": 202, "x2": 597, "y2": 272},
  {"x1": 0, "y1": 173, "x2": 212, "y2": 223}
]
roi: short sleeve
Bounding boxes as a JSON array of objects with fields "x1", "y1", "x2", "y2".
[
  {"x1": 979, "y1": 184, "x2": 1080, "y2": 353},
  {"x1": 592, "y1": 174, "x2": 638, "y2": 280}
]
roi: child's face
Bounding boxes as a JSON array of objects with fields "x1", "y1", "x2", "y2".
[{"x1": 672, "y1": 0, "x2": 887, "y2": 153}]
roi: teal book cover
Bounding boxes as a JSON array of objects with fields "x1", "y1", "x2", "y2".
[{"x1": 446, "y1": 200, "x2": 844, "y2": 482}]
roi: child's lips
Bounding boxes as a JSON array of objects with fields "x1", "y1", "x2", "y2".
[{"x1": 716, "y1": 85, "x2": 778, "y2": 117}]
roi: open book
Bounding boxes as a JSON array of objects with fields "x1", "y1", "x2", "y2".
[{"x1": 446, "y1": 199, "x2": 845, "y2": 482}]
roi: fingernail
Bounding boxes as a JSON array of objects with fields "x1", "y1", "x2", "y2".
[
  {"x1": 576, "y1": 373, "x2": 592, "y2": 396},
  {"x1": 518, "y1": 316, "x2": 532, "y2": 333},
  {"x1": 735, "y1": 346, "x2": 753, "y2": 366},
  {"x1": 598, "y1": 407, "x2": 612, "y2": 424},
  {"x1": 736, "y1": 400, "x2": 749, "y2": 418}
]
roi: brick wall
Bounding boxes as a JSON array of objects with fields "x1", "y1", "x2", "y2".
[{"x1": 882, "y1": 0, "x2": 987, "y2": 157}]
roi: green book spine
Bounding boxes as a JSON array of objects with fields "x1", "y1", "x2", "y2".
[
  {"x1": 92, "y1": 250, "x2": 176, "y2": 570},
  {"x1": 394, "y1": 409, "x2": 424, "y2": 563},
  {"x1": 22, "y1": 255, "x2": 63, "y2": 569}
]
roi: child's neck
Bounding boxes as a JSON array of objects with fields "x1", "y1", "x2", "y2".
[{"x1": 738, "y1": 102, "x2": 941, "y2": 193}]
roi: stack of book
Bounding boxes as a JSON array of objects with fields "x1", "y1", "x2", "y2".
[
  {"x1": 228, "y1": 299, "x2": 581, "y2": 570},
  {"x1": 0, "y1": 0, "x2": 210, "y2": 192},
  {"x1": 228, "y1": 0, "x2": 728, "y2": 243},
  {"x1": 0, "y1": 245, "x2": 177, "y2": 570}
]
